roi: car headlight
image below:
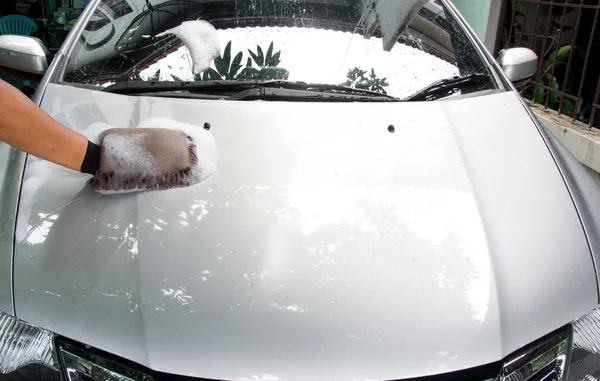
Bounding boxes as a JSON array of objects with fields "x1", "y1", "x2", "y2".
[
  {"x1": 494, "y1": 306, "x2": 600, "y2": 381},
  {"x1": 0, "y1": 311, "x2": 152, "y2": 381},
  {"x1": 3, "y1": 308, "x2": 600, "y2": 381},
  {"x1": 496, "y1": 327, "x2": 570, "y2": 381},
  {"x1": 0, "y1": 311, "x2": 61, "y2": 380},
  {"x1": 57, "y1": 341, "x2": 153, "y2": 381},
  {"x1": 567, "y1": 307, "x2": 600, "y2": 381}
]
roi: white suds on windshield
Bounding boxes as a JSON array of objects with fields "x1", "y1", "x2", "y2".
[{"x1": 158, "y1": 20, "x2": 220, "y2": 74}]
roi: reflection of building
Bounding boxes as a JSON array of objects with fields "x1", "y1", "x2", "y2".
[
  {"x1": 451, "y1": 0, "x2": 504, "y2": 55},
  {"x1": 0, "y1": 0, "x2": 143, "y2": 90},
  {"x1": 1, "y1": 0, "x2": 85, "y2": 51}
]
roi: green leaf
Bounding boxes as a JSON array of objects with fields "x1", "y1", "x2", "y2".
[
  {"x1": 228, "y1": 51, "x2": 243, "y2": 80},
  {"x1": 556, "y1": 45, "x2": 572, "y2": 63},
  {"x1": 149, "y1": 68, "x2": 160, "y2": 81},
  {"x1": 265, "y1": 42, "x2": 274, "y2": 66},
  {"x1": 543, "y1": 46, "x2": 569, "y2": 74},
  {"x1": 543, "y1": 45, "x2": 585, "y2": 74},
  {"x1": 343, "y1": 66, "x2": 388, "y2": 93},
  {"x1": 567, "y1": 69, "x2": 575, "y2": 92},
  {"x1": 271, "y1": 52, "x2": 281, "y2": 67},
  {"x1": 257, "y1": 46, "x2": 265, "y2": 67},
  {"x1": 248, "y1": 49, "x2": 260, "y2": 66},
  {"x1": 543, "y1": 56, "x2": 556, "y2": 74},
  {"x1": 213, "y1": 56, "x2": 223, "y2": 75},
  {"x1": 534, "y1": 85, "x2": 545, "y2": 104},
  {"x1": 347, "y1": 68, "x2": 358, "y2": 81},
  {"x1": 208, "y1": 67, "x2": 222, "y2": 80},
  {"x1": 562, "y1": 99, "x2": 576, "y2": 117},
  {"x1": 215, "y1": 41, "x2": 232, "y2": 76},
  {"x1": 223, "y1": 41, "x2": 232, "y2": 66},
  {"x1": 202, "y1": 68, "x2": 222, "y2": 81}
]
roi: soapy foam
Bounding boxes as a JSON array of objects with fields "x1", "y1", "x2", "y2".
[
  {"x1": 102, "y1": 134, "x2": 158, "y2": 175},
  {"x1": 16, "y1": 119, "x2": 217, "y2": 240},
  {"x1": 138, "y1": 118, "x2": 218, "y2": 173},
  {"x1": 94, "y1": 118, "x2": 217, "y2": 194},
  {"x1": 158, "y1": 20, "x2": 220, "y2": 74}
]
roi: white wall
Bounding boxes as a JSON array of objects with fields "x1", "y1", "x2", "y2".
[{"x1": 451, "y1": 0, "x2": 503, "y2": 53}]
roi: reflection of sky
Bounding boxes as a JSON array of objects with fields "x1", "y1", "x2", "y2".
[
  {"x1": 140, "y1": 27, "x2": 459, "y2": 98},
  {"x1": 25, "y1": 213, "x2": 58, "y2": 245},
  {"x1": 273, "y1": 132, "x2": 492, "y2": 323},
  {"x1": 282, "y1": 183, "x2": 491, "y2": 323}
]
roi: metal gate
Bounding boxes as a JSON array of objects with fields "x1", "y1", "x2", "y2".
[{"x1": 505, "y1": 0, "x2": 600, "y2": 129}]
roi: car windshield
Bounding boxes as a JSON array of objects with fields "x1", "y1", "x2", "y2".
[{"x1": 63, "y1": 0, "x2": 497, "y2": 100}]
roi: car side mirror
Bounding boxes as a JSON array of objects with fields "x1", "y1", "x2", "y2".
[
  {"x1": 0, "y1": 35, "x2": 51, "y2": 80},
  {"x1": 497, "y1": 47, "x2": 538, "y2": 88}
]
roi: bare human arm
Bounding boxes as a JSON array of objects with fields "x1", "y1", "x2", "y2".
[{"x1": 0, "y1": 79, "x2": 93, "y2": 172}]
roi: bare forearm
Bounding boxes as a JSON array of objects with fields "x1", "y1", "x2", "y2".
[{"x1": 0, "y1": 79, "x2": 88, "y2": 171}]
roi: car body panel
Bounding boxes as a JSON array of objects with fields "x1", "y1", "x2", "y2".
[
  {"x1": 13, "y1": 84, "x2": 598, "y2": 380},
  {"x1": 543, "y1": 130, "x2": 600, "y2": 298},
  {"x1": 0, "y1": 145, "x2": 26, "y2": 315}
]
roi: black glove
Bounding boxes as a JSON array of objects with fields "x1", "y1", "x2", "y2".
[{"x1": 80, "y1": 140, "x2": 101, "y2": 175}]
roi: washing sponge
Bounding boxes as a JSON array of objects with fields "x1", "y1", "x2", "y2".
[{"x1": 90, "y1": 128, "x2": 199, "y2": 193}]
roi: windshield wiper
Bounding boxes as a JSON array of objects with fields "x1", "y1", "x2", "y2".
[
  {"x1": 402, "y1": 73, "x2": 492, "y2": 102},
  {"x1": 229, "y1": 87, "x2": 397, "y2": 102},
  {"x1": 134, "y1": 88, "x2": 397, "y2": 102},
  {"x1": 104, "y1": 80, "x2": 263, "y2": 94},
  {"x1": 103, "y1": 80, "x2": 399, "y2": 101}
]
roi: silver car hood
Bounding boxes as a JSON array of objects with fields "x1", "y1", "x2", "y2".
[{"x1": 14, "y1": 84, "x2": 597, "y2": 380}]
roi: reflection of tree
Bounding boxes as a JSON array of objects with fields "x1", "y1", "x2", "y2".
[
  {"x1": 148, "y1": 40, "x2": 289, "y2": 82},
  {"x1": 193, "y1": 41, "x2": 289, "y2": 81},
  {"x1": 200, "y1": 41, "x2": 243, "y2": 80},
  {"x1": 343, "y1": 67, "x2": 389, "y2": 94},
  {"x1": 148, "y1": 68, "x2": 160, "y2": 81},
  {"x1": 248, "y1": 42, "x2": 282, "y2": 67}
]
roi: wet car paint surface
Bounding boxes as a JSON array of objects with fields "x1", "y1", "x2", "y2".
[{"x1": 12, "y1": 84, "x2": 597, "y2": 380}]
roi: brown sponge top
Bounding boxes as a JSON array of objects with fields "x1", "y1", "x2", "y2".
[{"x1": 99, "y1": 128, "x2": 191, "y2": 174}]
